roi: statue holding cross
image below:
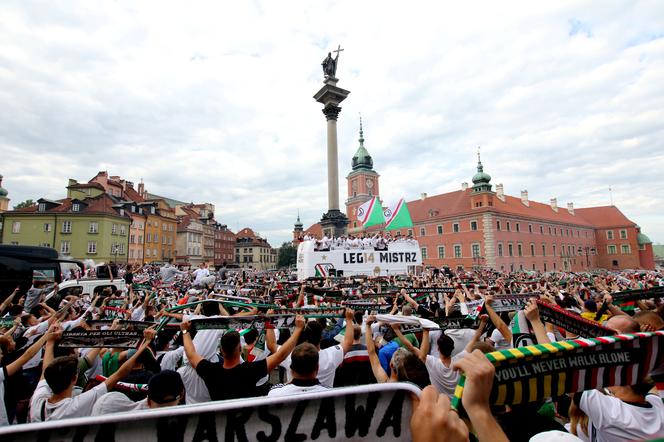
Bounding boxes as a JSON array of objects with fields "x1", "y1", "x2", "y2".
[{"x1": 322, "y1": 45, "x2": 343, "y2": 78}]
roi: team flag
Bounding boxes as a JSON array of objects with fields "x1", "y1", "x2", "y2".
[
  {"x1": 384, "y1": 198, "x2": 413, "y2": 231},
  {"x1": 356, "y1": 196, "x2": 385, "y2": 227}
]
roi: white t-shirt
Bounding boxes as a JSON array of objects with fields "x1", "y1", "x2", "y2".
[
  {"x1": 280, "y1": 345, "x2": 344, "y2": 388},
  {"x1": 181, "y1": 314, "x2": 223, "y2": 365},
  {"x1": 193, "y1": 268, "x2": 210, "y2": 286},
  {"x1": 268, "y1": 382, "x2": 330, "y2": 397},
  {"x1": 0, "y1": 367, "x2": 8, "y2": 426},
  {"x1": 425, "y1": 352, "x2": 466, "y2": 397},
  {"x1": 444, "y1": 329, "x2": 476, "y2": 357},
  {"x1": 92, "y1": 392, "x2": 148, "y2": 416},
  {"x1": 159, "y1": 347, "x2": 184, "y2": 372},
  {"x1": 579, "y1": 390, "x2": 664, "y2": 442},
  {"x1": 30, "y1": 379, "x2": 108, "y2": 422}
]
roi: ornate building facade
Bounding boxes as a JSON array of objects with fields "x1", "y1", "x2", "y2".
[{"x1": 295, "y1": 124, "x2": 655, "y2": 271}]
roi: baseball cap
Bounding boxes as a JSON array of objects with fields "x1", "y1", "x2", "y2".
[{"x1": 148, "y1": 370, "x2": 184, "y2": 404}]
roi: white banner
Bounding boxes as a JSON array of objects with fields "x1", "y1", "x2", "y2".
[{"x1": 0, "y1": 384, "x2": 419, "y2": 442}]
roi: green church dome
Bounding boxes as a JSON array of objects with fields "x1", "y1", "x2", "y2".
[
  {"x1": 351, "y1": 117, "x2": 373, "y2": 171},
  {"x1": 637, "y1": 232, "x2": 652, "y2": 245},
  {"x1": 0, "y1": 174, "x2": 7, "y2": 197}
]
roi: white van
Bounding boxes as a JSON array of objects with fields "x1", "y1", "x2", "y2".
[{"x1": 46, "y1": 278, "x2": 127, "y2": 300}]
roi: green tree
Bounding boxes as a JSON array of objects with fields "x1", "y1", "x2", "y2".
[
  {"x1": 14, "y1": 199, "x2": 35, "y2": 209},
  {"x1": 277, "y1": 242, "x2": 297, "y2": 268}
]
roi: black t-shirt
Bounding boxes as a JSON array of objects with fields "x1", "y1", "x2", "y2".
[{"x1": 196, "y1": 358, "x2": 268, "y2": 401}]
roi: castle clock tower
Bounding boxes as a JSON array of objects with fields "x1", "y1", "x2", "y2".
[{"x1": 345, "y1": 117, "x2": 380, "y2": 233}]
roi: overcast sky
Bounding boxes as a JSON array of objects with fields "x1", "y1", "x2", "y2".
[{"x1": 1, "y1": 1, "x2": 663, "y2": 247}]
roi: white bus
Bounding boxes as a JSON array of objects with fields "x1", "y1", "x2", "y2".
[{"x1": 296, "y1": 240, "x2": 422, "y2": 280}]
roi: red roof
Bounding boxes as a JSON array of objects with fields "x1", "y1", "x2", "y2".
[
  {"x1": 575, "y1": 206, "x2": 636, "y2": 228},
  {"x1": 123, "y1": 186, "x2": 144, "y2": 202},
  {"x1": 303, "y1": 223, "x2": 323, "y2": 237},
  {"x1": 406, "y1": 189, "x2": 595, "y2": 227},
  {"x1": 7, "y1": 194, "x2": 128, "y2": 218},
  {"x1": 407, "y1": 190, "x2": 473, "y2": 223},
  {"x1": 236, "y1": 227, "x2": 257, "y2": 239},
  {"x1": 67, "y1": 182, "x2": 105, "y2": 191}
]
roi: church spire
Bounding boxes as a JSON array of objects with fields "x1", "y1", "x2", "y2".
[
  {"x1": 351, "y1": 114, "x2": 373, "y2": 171},
  {"x1": 472, "y1": 146, "x2": 492, "y2": 192}
]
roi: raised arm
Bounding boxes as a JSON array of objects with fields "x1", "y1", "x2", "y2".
[
  {"x1": 365, "y1": 317, "x2": 388, "y2": 383},
  {"x1": 40, "y1": 323, "x2": 63, "y2": 380},
  {"x1": 483, "y1": 295, "x2": 512, "y2": 345},
  {"x1": 179, "y1": 321, "x2": 203, "y2": 368},
  {"x1": 464, "y1": 315, "x2": 488, "y2": 353},
  {"x1": 266, "y1": 315, "x2": 304, "y2": 371},
  {"x1": 341, "y1": 308, "x2": 355, "y2": 354},
  {"x1": 8, "y1": 324, "x2": 56, "y2": 377},
  {"x1": 391, "y1": 323, "x2": 429, "y2": 361},
  {"x1": 104, "y1": 328, "x2": 156, "y2": 390},
  {"x1": 523, "y1": 300, "x2": 550, "y2": 344}
]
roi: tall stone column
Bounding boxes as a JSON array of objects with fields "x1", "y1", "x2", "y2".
[{"x1": 314, "y1": 76, "x2": 350, "y2": 237}]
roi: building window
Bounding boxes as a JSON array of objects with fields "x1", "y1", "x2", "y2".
[
  {"x1": 453, "y1": 223, "x2": 460, "y2": 233},
  {"x1": 530, "y1": 243, "x2": 535, "y2": 256},
  {"x1": 62, "y1": 221, "x2": 72, "y2": 233},
  {"x1": 508, "y1": 243, "x2": 513, "y2": 257},
  {"x1": 472, "y1": 244, "x2": 480, "y2": 258},
  {"x1": 506, "y1": 222, "x2": 511, "y2": 231},
  {"x1": 619, "y1": 229, "x2": 627, "y2": 239},
  {"x1": 421, "y1": 247, "x2": 427, "y2": 259},
  {"x1": 420, "y1": 227, "x2": 426, "y2": 237},
  {"x1": 437, "y1": 246, "x2": 445, "y2": 258},
  {"x1": 454, "y1": 245, "x2": 462, "y2": 258},
  {"x1": 471, "y1": 221, "x2": 478, "y2": 231},
  {"x1": 147, "y1": 249, "x2": 152, "y2": 257},
  {"x1": 147, "y1": 233, "x2": 151, "y2": 243},
  {"x1": 120, "y1": 225, "x2": 126, "y2": 235},
  {"x1": 130, "y1": 234, "x2": 135, "y2": 244},
  {"x1": 517, "y1": 244, "x2": 523, "y2": 257},
  {"x1": 540, "y1": 225, "x2": 544, "y2": 234},
  {"x1": 89, "y1": 222, "x2": 98, "y2": 233},
  {"x1": 11, "y1": 221, "x2": 20, "y2": 233},
  {"x1": 606, "y1": 230, "x2": 614, "y2": 240},
  {"x1": 516, "y1": 223, "x2": 520, "y2": 232},
  {"x1": 621, "y1": 244, "x2": 630, "y2": 254},
  {"x1": 72, "y1": 203, "x2": 80, "y2": 212},
  {"x1": 543, "y1": 262, "x2": 547, "y2": 271},
  {"x1": 607, "y1": 245, "x2": 617, "y2": 255},
  {"x1": 119, "y1": 243, "x2": 125, "y2": 254},
  {"x1": 38, "y1": 203, "x2": 46, "y2": 212},
  {"x1": 60, "y1": 241, "x2": 70, "y2": 254},
  {"x1": 437, "y1": 225, "x2": 443, "y2": 235},
  {"x1": 87, "y1": 241, "x2": 97, "y2": 254},
  {"x1": 496, "y1": 220, "x2": 501, "y2": 231},
  {"x1": 408, "y1": 229, "x2": 413, "y2": 236},
  {"x1": 44, "y1": 223, "x2": 52, "y2": 232},
  {"x1": 542, "y1": 244, "x2": 546, "y2": 256},
  {"x1": 112, "y1": 224, "x2": 117, "y2": 235},
  {"x1": 553, "y1": 245, "x2": 557, "y2": 256},
  {"x1": 528, "y1": 224, "x2": 533, "y2": 233},
  {"x1": 497, "y1": 243, "x2": 503, "y2": 257},
  {"x1": 639, "y1": 243, "x2": 645, "y2": 251},
  {"x1": 138, "y1": 235, "x2": 143, "y2": 244}
]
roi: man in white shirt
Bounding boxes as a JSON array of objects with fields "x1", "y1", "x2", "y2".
[
  {"x1": 573, "y1": 383, "x2": 664, "y2": 442},
  {"x1": 269, "y1": 343, "x2": 331, "y2": 397},
  {"x1": 30, "y1": 327, "x2": 155, "y2": 422},
  {"x1": 192, "y1": 263, "x2": 210, "y2": 287},
  {"x1": 279, "y1": 309, "x2": 355, "y2": 387},
  {"x1": 92, "y1": 369, "x2": 184, "y2": 416}
]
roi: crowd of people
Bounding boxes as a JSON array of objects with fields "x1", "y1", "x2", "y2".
[
  {"x1": 0, "y1": 260, "x2": 663, "y2": 441},
  {"x1": 298, "y1": 232, "x2": 419, "y2": 251}
]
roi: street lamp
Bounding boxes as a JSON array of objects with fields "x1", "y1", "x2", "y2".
[
  {"x1": 111, "y1": 244, "x2": 119, "y2": 265},
  {"x1": 577, "y1": 246, "x2": 596, "y2": 267}
]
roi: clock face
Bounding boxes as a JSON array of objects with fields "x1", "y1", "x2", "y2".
[{"x1": 366, "y1": 179, "x2": 374, "y2": 189}]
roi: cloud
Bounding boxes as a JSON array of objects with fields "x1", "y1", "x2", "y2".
[{"x1": 1, "y1": 0, "x2": 663, "y2": 248}]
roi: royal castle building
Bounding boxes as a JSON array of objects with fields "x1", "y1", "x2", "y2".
[{"x1": 296, "y1": 125, "x2": 655, "y2": 271}]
